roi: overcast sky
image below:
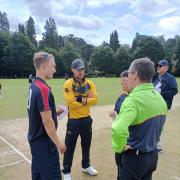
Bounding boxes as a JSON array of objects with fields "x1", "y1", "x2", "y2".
[{"x1": 1, "y1": 0, "x2": 180, "y2": 45}]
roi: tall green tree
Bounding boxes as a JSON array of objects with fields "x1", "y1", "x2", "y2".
[
  {"x1": 26, "y1": 16, "x2": 37, "y2": 46},
  {"x1": 18, "y1": 23, "x2": 25, "y2": 34},
  {"x1": 102, "y1": 41, "x2": 109, "y2": 47},
  {"x1": 113, "y1": 46, "x2": 130, "y2": 75},
  {"x1": 0, "y1": 31, "x2": 10, "y2": 76},
  {"x1": 81, "y1": 44, "x2": 94, "y2": 61},
  {"x1": 90, "y1": 46, "x2": 114, "y2": 75},
  {"x1": 0, "y1": 11, "x2": 10, "y2": 32},
  {"x1": 131, "y1": 32, "x2": 139, "y2": 52},
  {"x1": 164, "y1": 38, "x2": 176, "y2": 60},
  {"x1": 40, "y1": 47, "x2": 65, "y2": 76},
  {"x1": 110, "y1": 30, "x2": 120, "y2": 52},
  {"x1": 41, "y1": 17, "x2": 60, "y2": 49},
  {"x1": 63, "y1": 34, "x2": 87, "y2": 48},
  {"x1": 58, "y1": 35, "x2": 64, "y2": 48},
  {"x1": 132, "y1": 34, "x2": 165, "y2": 64},
  {"x1": 2, "y1": 32, "x2": 36, "y2": 77},
  {"x1": 60, "y1": 43, "x2": 81, "y2": 73},
  {"x1": 156, "y1": 35, "x2": 166, "y2": 48},
  {"x1": 174, "y1": 37, "x2": 180, "y2": 75}
]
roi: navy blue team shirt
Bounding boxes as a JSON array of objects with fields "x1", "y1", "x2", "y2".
[
  {"x1": 27, "y1": 77, "x2": 58, "y2": 143},
  {"x1": 114, "y1": 94, "x2": 127, "y2": 114},
  {"x1": 152, "y1": 72, "x2": 178, "y2": 109}
]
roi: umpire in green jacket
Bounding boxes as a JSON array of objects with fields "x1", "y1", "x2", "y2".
[{"x1": 112, "y1": 58, "x2": 168, "y2": 180}]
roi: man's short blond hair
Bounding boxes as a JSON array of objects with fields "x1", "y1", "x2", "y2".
[{"x1": 33, "y1": 52, "x2": 54, "y2": 69}]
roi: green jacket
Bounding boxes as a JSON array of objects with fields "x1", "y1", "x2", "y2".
[{"x1": 112, "y1": 83, "x2": 168, "y2": 153}]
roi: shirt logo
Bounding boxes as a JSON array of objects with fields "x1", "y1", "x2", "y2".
[{"x1": 65, "y1": 88, "x2": 69, "y2": 92}]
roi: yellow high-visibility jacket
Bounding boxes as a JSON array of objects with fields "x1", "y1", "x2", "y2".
[{"x1": 63, "y1": 78, "x2": 98, "y2": 119}]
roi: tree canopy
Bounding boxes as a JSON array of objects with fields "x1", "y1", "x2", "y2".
[{"x1": 1, "y1": 11, "x2": 180, "y2": 78}]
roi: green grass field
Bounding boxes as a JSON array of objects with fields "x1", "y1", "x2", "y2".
[
  {"x1": 0, "y1": 78, "x2": 180, "y2": 120},
  {"x1": 0, "y1": 78, "x2": 121, "y2": 120}
]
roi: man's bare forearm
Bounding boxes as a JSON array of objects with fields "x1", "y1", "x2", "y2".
[{"x1": 43, "y1": 118, "x2": 61, "y2": 147}]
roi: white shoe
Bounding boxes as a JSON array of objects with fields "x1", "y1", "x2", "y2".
[
  {"x1": 63, "y1": 173, "x2": 71, "y2": 180},
  {"x1": 81, "y1": 166, "x2": 98, "y2": 176}
]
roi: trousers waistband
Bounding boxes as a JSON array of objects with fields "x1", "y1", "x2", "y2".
[
  {"x1": 125, "y1": 149, "x2": 156, "y2": 155},
  {"x1": 69, "y1": 116, "x2": 91, "y2": 121}
]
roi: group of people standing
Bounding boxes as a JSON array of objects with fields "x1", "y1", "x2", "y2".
[
  {"x1": 27, "y1": 53, "x2": 98, "y2": 180},
  {"x1": 110, "y1": 58, "x2": 178, "y2": 180},
  {"x1": 27, "y1": 51, "x2": 178, "y2": 180}
]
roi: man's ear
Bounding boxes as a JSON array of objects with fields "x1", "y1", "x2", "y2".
[
  {"x1": 41, "y1": 63, "x2": 47, "y2": 70},
  {"x1": 41, "y1": 62, "x2": 49, "y2": 74},
  {"x1": 134, "y1": 71, "x2": 138, "y2": 81},
  {"x1": 71, "y1": 68, "x2": 75, "y2": 73}
]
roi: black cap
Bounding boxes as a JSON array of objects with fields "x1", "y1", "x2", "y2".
[
  {"x1": 157, "y1": 60, "x2": 169, "y2": 66},
  {"x1": 71, "y1": 59, "x2": 85, "y2": 70}
]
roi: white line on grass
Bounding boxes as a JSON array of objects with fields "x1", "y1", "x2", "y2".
[
  {"x1": 0, "y1": 159, "x2": 26, "y2": 168},
  {"x1": 0, "y1": 136, "x2": 31, "y2": 164},
  {"x1": 0, "y1": 151, "x2": 17, "y2": 158},
  {"x1": 0, "y1": 149, "x2": 15, "y2": 156}
]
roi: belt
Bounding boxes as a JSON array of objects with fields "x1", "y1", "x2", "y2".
[
  {"x1": 69, "y1": 116, "x2": 91, "y2": 120},
  {"x1": 125, "y1": 149, "x2": 155, "y2": 155}
]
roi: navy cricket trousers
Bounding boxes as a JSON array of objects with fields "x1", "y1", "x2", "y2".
[
  {"x1": 29, "y1": 136, "x2": 61, "y2": 180},
  {"x1": 62, "y1": 116, "x2": 92, "y2": 174}
]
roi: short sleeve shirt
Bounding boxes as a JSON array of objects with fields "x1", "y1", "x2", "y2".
[{"x1": 27, "y1": 77, "x2": 58, "y2": 143}]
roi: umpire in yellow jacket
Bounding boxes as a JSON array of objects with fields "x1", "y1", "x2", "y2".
[{"x1": 62, "y1": 59, "x2": 98, "y2": 180}]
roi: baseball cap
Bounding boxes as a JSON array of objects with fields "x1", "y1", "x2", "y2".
[
  {"x1": 157, "y1": 60, "x2": 169, "y2": 66},
  {"x1": 71, "y1": 59, "x2": 85, "y2": 70}
]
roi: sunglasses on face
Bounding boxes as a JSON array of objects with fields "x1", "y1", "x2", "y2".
[
  {"x1": 127, "y1": 71, "x2": 135, "y2": 75},
  {"x1": 157, "y1": 65, "x2": 162, "y2": 68},
  {"x1": 43, "y1": 53, "x2": 49, "y2": 59}
]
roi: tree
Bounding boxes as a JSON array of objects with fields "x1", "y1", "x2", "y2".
[
  {"x1": 2, "y1": 32, "x2": 36, "y2": 77},
  {"x1": 63, "y1": 34, "x2": 94, "y2": 62},
  {"x1": 113, "y1": 46, "x2": 130, "y2": 75},
  {"x1": 164, "y1": 38, "x2": 176, "y2": 60},
  {"x1": 40, "y1": 47, "x2": 65, "y2": 76},
  {"x1": 131, "y1": 32, "x2": 139, "y2": 52},
  {"x1": 102, "y1": 41, "x2": 109, "y2": 47},
  {"x1": 156, "y1": 35, "x2": 166, "y2": 48},
  {"x1": 0, "y1": 11, "x2": 10, "y2": 32},
  {"x1": 174, "y1": 37, "x2": 180, "y2": 75},
  {"x1": 60, "y1": 43, "x2": 81, "y2": 73},
  {"x1": 132, "y1": 34, "x2": 165, "y2": 64},
  {"x1": 90, "y1": 46, "x2": 114, "y2": 75},
  {"x1": 81, "y1": 44, "x2": 94, "y2": 61},
  {"x1": 58, "y1": 35, "x2": 64, "y2": 48},
  {"x1": 18, "y1": 24, "x2": 25, "y2": 34},
  {"x1": 41, "y1": 17, "x2": 60, "y2": 49},
  {"x1": 0, "y1": 31, "x2": 10, "y2": 76},
  {"x1": 110, "y1": 30, "x2": 120, "y2": 52},
  {"x1": 63, "y1": 34, "x2": 86, "y2": 48},
  {"x1": 26, "y1": 16, "x2": 37, "y2": 46}
]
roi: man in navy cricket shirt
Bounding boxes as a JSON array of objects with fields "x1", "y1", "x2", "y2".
[{"x1": 27, "y1": 52, "x2": 66, "y2": 180}]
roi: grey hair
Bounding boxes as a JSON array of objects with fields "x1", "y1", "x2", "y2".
[{"x1": 130, "y1": 58, "x2": 155, "y2": 82}]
